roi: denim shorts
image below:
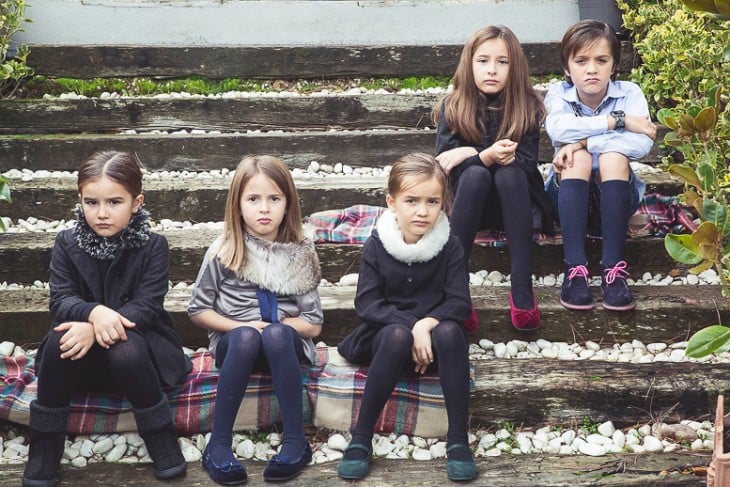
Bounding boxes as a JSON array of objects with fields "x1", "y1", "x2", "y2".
[{"x1": 544, "y1": 167, "x2": 643, "y2": 237}]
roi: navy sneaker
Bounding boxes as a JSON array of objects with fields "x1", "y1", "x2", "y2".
[
  {"x1": 560, "y1": 263, "x2": 595, "y2": 310},
  {"x1": 601, "y1": 261, "x2": 635, "y2": 311}
]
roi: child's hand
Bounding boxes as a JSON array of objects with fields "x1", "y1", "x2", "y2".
[
  {"x1": 55, "y1": 321, "x2": 95, "y2": 360},
  {"x1": 436, "y1": 147, "x2": 479, "y2": 174},
  {"x1": 412, "y1": 318, "x2": 438, "y2": 375},
  {"x1": 552, "y1": 141, "x2": 586, "y2": 173},
  {"x1": 88, "y1": 305, "x2": 136, "y2": 349},
  {"x1": 624, "y1": 115, "x2": 657, "y2": 140},
  {"x1": 485, "y1": 139, "x2": 517, "y2": 166}
]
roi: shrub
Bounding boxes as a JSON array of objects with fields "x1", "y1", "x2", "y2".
[{"x1": 0, "y1": 0, "x2": 33, "y2": 98}]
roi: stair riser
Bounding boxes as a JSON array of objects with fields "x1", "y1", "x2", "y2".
[
  {"x1": 2, "y1": 286, "x2": 725, "y2": 348},
  {"x1": 0, "y1": 131, "x2": 667, "y2": 173},
  {"x1": 0, "y1": 233, "x2": 685, "y2": 284}
]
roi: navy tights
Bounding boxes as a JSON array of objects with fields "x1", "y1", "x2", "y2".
[
  {"x1": 347, "y1": 322, "x2": 470, "y2": 458},
  {"x1": 450, "y1": 164, "x2": 535, "y2": 308},
  {"x1": 208, "y1": 324, "x2": 306, "y2": 464}
]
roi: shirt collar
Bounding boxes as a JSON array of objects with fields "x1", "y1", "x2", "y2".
[{"x1": 561, "y1": 80, "x2": 626, "y2": 116}]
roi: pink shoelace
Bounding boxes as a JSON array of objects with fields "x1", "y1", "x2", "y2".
[
  {"x1": 567, "y1": 264, "x2": 590, "y2": 281},
  {"x1": 603, "y1": 261, "x2": 630, "y2": 284}
]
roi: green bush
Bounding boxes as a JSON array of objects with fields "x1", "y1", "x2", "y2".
[{"x1": 0, "y1": 0, "x2": 33, "y2": 98}]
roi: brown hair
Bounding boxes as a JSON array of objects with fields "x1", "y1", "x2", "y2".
[
  {"x1": 388, "y1": 152, "x2": 451, "y2": 214},
  {"x1": 560, "y1": 20, "x2": 621, "y2": 85},
  {"x1": 433, "y1": 25, "x2": 544, "y2": 145},
  {"x1": 216, "y1": 155, "x2": 303, "y2": 274},
  {"x1": 77, "y1": 151, "x2": 144, "y2": 197}
]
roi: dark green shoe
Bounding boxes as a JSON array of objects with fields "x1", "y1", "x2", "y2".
[
  {"x1": 337, "y1": 443, "x2": 372, "y2": 480},
  {"x1": 446, "y1": 444, "x2": 477, "y2": 481}
]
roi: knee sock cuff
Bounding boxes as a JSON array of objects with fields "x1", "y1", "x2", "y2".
[
  {"x1": 132, "y1": 395, "x2": 173, "y2": 433},
  {"x1": 29, "y1": 400, "x2": 69, "y2": 433}
]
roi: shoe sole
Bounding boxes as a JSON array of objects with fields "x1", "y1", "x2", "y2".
[
  {"x1": 602, "y1": 301, "x2": 636, "y2": 311},
  {"x1": 560, "y1": 299, "x2": 596, "y2": 311}
]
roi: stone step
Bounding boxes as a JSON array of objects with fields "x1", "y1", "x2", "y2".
[
  {"x1": 2, "y1": 170, "x2": 680, "y2": 222},
  {"x1": 0, "y1": 229, "x2": 686, "y2": 285},
  {"x1": 0, "y1": 129, "x2": 668, "y2": 173},
  {"x1": 23, "y1": 43, "x2": 636, "y2": 79},
  {"x1": 2, "y1": 285, "x2": 725, "y2": 350},
  {"x1": 0, "y1": 450, "x2": 709, "y2": 486}
]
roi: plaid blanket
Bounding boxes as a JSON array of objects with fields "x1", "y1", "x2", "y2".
[
  {"x1": 0, "y1": 347, "x2": 459, "y2": 438},
  {"x1": 304, "y1": 194, "x2": 697, "y2": 247}
]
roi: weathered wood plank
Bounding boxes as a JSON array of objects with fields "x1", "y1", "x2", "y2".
[
  {"x1": 25, "y1": 43, "x2": 636, "y2": 79},
  {"x1": 3, "y1": 170, "x2": 681, "y2": 222},
  {"x1": 0, "y1": 130, "x2": 669, "y2": 173},
  {"x1": 0, "y1": 451, "x2": 709, "y2": 486},
  {"x1": 3, "y1": 177, "x2": 388, "y2": 222},
  {"x1": 0, "y1": 95, "x2": 442, "y2": 135},
  {"x1": 0, "y1": 228, "x2": 686, "y2": 284},
  {"x1": 2, "y1": 286, "x2": 727, "y2": 349}
]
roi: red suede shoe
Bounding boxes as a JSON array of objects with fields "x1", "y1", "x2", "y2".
[
  {"x1": 509, "y1": 292, "x2": 540, "y2": 331},
  {"x1": 463, "y1": 304, "x2": 478, "y2": 333}
]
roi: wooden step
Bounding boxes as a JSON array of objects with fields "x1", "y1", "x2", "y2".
[
  {"x1": 2, "y1": 170, "x2": 681, "y2": 222},
  {"x1": 0, "y1": 451, "x2": 709, "y2": 486},
  {"x1": 0, "y1": 129, "x2": 669, "y2": 173},
  {"x1": 0, "y1": 94, "x2": 442, "y2": 135},
  {"x1": 2, "y1": 286, "x2": 726, "y2": 350},
  {"x1": 0, "y1": 228, "x2": 687, "y2": 285},
  {"x1": 25, "y1": 43, "x2": 636, "y2": 79}
]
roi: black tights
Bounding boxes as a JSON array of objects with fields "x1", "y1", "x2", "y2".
[
  {"x1": 450, "y1": 164, "x2": 535, "y2": 308},
  {"x1": 36, "y1": 329, "x2": 163, "y2": 409},
  {"x1": 350, "y1": 322, "x2": 470, "y2": 449}
]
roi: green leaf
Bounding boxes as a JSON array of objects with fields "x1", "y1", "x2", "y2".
[
  {"x1": 697, "y1": 163, "x2": 716, "y2": 192},
  {"x1": 657, "y1": 108, "x2": 678, "y2": 129},
  {"x1": 0, "y1": 180, "x2": 10, "y2": 203},
  {"x1": 724, "y1": 44, "x2": 730, "y2": 62},
  {"x1": 694, "y1": 107, "x2": 717, "y2": 133},
  {"x1": 668, "y1": 164, "x2": 703, "y2": 190},
  {"x1": 703, "y1": 198, "x2": 728, "y2": 232},
  {"x1": 664, "y1": 233, "x2": 703, "y2": 264},
  {"x1": 686, "y1": 325, "x2": 730, "y2": 358},
  {"x1": 708, "y1": 85, "x2": 723, "y2": 108},
  {"x1": 689, "y1": 260, "x2": 714, "y2": 274}
]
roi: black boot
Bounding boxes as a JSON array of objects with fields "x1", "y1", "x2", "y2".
[
  {"x1": 133, "y1": 396, "x2": 187, "y2": 480},
  {"x1": 22, "y1": 401, "x2": 68, "y2": 487}
]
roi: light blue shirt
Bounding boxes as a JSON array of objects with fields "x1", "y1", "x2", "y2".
[{"x1": 544, "y1": 80, "x2": 653, "y2": 198}]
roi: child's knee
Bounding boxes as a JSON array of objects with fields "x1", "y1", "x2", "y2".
[{"x1": 598, "y1": 152, "x2": 630, "y2": 181}]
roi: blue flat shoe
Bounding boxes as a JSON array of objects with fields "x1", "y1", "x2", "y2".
[
  {"x1": 446, "y1": 444, "x2": 477, "y2": 481},
  {"x1": 262, "y1": 442, "x2": 312, "y2": 482},
  {"x1": 337, "y1": 443, "x2": 372, "y2": 480},
  {"x1": 201, "y1": 444, "x2": 248, "y2": 485}
]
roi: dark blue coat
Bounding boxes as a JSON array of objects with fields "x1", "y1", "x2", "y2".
[{"x1": 36, "y1": 229, "x2": 191, "y2": 388}]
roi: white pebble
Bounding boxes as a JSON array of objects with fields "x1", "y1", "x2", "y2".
[
  {"x1": 578, "y1": 442, "x2": 606, "y2": 456},
  {"x1": 597, "y1": 421, "x2": 615, "y2": 437},
  {"x1": 327, "y1": 433, "x2": 349, "y2": 452},
  {"x1": 643, "y1": 436, "x2": 664, "y2": 452}
]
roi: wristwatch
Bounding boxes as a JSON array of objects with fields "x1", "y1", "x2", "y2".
[{"x1": 610, "y1": 110, "x2": 626, "y2": 130}]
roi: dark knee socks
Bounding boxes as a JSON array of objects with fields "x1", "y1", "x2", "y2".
[
  {"x1": 558, "y1": 178, "x2": 590, "y2": 266},
  {"x1": 600, "y1": 180, "x2": 632, "y2": 267}
]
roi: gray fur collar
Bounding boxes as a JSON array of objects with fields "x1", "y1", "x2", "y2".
[
  {"x1": 375, "y1": 209, "x2": 450, "y2": 263},
  {"x1": 238, "y1": 234, "x2": 321, "y2": 295},
  {"x1": 73, "y1": 204, "x2": 151, "y2": 260}
]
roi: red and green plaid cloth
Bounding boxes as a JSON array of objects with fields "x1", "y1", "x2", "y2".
[
  {"x1": 0, "y1": 347, "x2": 464, "y2": 438},
  {"x1": 304, "y1": 194, "x2": 697, "y2": 247}
]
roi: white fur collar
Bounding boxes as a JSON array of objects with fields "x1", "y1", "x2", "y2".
[{"x1": 375, "y1": 209, "x2": 450, "y2": 263}]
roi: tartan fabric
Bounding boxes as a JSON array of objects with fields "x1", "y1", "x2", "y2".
[
  {"x1": 0, "y1": 347, "x2": 461, "y2": 437},
  {"x1": 307, "y1": 348, "x2": 471, "y2": 438},
  {"x1": 0, "y1": 350, "x2": 322, "y2": 435},
  {"x1": 305, "y1": 195, "x2": 696, "y2": 247}
]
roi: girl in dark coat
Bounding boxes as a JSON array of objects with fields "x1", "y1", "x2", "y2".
[
  {"x1": 337, "y1": 153, "x2": 475, "y2": 482},
  {"x1": 434, "y1": 25, "x2": 552, "y2": 331},
  {"x1": 22, "y1": 151, "x2": 191, "y2": 487}
]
